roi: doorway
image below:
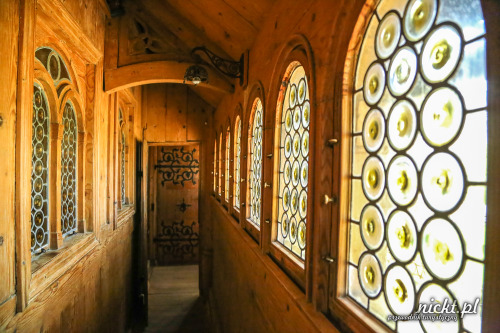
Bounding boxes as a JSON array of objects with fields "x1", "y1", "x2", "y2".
[{"x1": 147, "y1": 144, "x2": 200, "y2": 266}]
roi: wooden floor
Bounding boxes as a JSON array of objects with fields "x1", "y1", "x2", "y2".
[{"x1": 143, "y1": 265, "x2": 206, "y2": 333}]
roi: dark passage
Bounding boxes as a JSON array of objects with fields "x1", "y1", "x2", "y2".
[{"x1": 143, "y1": 265, "x2": 206, "y2": 333}]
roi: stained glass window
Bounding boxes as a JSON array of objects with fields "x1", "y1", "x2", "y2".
[
  {"x1": 346, "y1": 0, "x2": 488, "y2": 331},
  {"x1": 35, "y1": 47, "x2": 72, "y2": 87},
  {"x1": 61, "y1": 102, "x2": 78, "y2": 236},
  {"x1": 234, "y1": 117, "x2": 242, "y2": 210},
  {"x1": 213, "y1": 138, "x2": 217, "y2": 193},
  {"x1": 276, "y1": 64, "x2": 310, "y2": 260},
  {"x1": 248, "y1": 99, "x2": 263, "y2": 227},
  {"x1": 119, "y1": 109, "x2": 126, "y2": 206},
  {"x1": 218, "y1": 132, "x2": 222, "y2": 197},
  {"x1": 31, "y1": 84, "x2": 50, "y2": 253},
  {"x1": 225, "y1": 127, "x2": 230, "y2": 202}
]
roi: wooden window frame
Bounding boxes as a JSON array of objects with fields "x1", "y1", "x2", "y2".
[
  {"x1": 232, "y1": 104, "x2": 243, "y2": 221},
  {"x1": 325, "y1": 1, "x2": 500, "y2": 332},
  {"x1": 15, "y1": 0, "x2": 101, "y2": 311},
  {"x1": 265, "y1": 37, "x2": 315, "y2": 290},
  {"x1": 243, "y1": 85, "x2": 265, "y2": 244},
  {"x1": 223, "y1": 120, "x2": 231, "y2": 207},
  {"x1": 218, "y1": 131, "x2": 223, "y2": 200},
  {"x1": 213, "y1": 135, "x2": 217, "y2": 195}
]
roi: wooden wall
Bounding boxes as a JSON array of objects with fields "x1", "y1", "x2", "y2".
[
  {"x1": 0, "y1": 0, "x2": 142, "y2": 331},
  {"x1": 202, "y1": 0, "x2": 364, "y2": 331}
]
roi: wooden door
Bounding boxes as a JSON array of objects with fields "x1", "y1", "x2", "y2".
[{"x1": 151, "y1": 144, "x2": 200, "y2": 265}]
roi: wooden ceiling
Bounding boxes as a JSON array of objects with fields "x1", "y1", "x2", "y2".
[{"x1": 107, "y1": 0, "x2": 276, "y2": 107}]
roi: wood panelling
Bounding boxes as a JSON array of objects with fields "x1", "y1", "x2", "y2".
[
  {"x1": 143, "y1": 84, "x2": 212, "y2": 143},
  {"x1": 0, "y1": 0, "x2": 19, "y2": 305}
]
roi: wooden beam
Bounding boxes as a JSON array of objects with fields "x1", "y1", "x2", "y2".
[{"x1": 104, "y1": 61, "x2": 234, "y2": 94}]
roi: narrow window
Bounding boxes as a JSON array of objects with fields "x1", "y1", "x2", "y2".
[
  {"x1": 342, "y1": 0, "x2": 488, "y2": 331},
  {"x1": 213, "y1": 138, "x2": 217, "y2": 193},
  {"x1": 276, "y1": 63, "x2": 310, "y2": 261},
  {"x1": 61, "y1": 102, "x2": 78, "y2": 236},
  {"x1": 119, "y1": 109, "x2": 126, "y2": 205},
  {"x1": 218, "y1": 132, "x2": 222, "y2": 197},
  {"x1": 225, "y1": 126, "x2": 230, "y2": 202},
  {"x1": 234, "y1": 117, "x2": 241, "y2": 210},
  {"x1": 248, "y1": 99, "x2": 263, "y2": 227},
  {"x1": 31, "y1": 84, "x2": 50, "y2": 253}
]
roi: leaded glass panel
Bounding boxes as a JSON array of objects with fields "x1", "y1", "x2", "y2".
[
  {"x1": 35, "y1": 47, "x2": 72, "y2": 87},
  {"x1": 277, "y1": 64, "x2": 309, "y2": 260},
  {"x1": 347, "y1": 1, "x2": 488, "y2": 331},
  {"x1": 248, "y1": 99, "x2": 263, "y2": 227},
  {"x1": 213, "y1": 139, "x2": 217, "y2": 193},
  {"x1": 121, "y1": 132, "x2": 126, "y2": 205},
  {"x1": 218, "y1": 133, "x2": 222, "y2": 196},
  {"x1": 61, "y1": 102, "x2": 78, "y2": 235},
  {"x1": 234, "y1": 118, "x2": 242, "y2": 210},
  {"x1": 225, "y1": 127, "x2": 230, "y2": 202},
  {"x1": 31, "y1": 84, "x2": 50, "y2": 253}
]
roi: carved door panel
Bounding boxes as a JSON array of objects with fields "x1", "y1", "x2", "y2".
[{"x1": 153, "y1": 144, "x2": 200, "y2": 265}]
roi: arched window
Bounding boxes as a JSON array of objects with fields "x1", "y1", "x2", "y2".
[
  {"x1": 213, "y1": 137, "x2": 217, "y2": 193},
  {"x1": 247, "y1": 98, "x2": 263, "y2": 228},
  {"x1": 218, "y1": 132, "x2": 222, "y2": 197},
  {"x1": 234, "y1": 117, "x2": 241, "y2": 210},
  {"x1": 225, "y1": 126, "x2": 230, "y2": 203},
  {"x1": 31, "y1": 84, "x2": 50, "y2": 252},
  {"x1": 61, "y1": 102, "x2": 78, "y2": 235},
  {"x1": 276, "y1": 63, "x2": 310, "y2": 261},
  {"x1": 339, "y1": 0, "x2": 489, "y2": 331},
  {"x1": 119, "y1": 109, "x2": 126, "y2": 206}
]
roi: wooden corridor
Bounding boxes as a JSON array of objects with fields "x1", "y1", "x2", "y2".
[{"x1": 143, "y1": 265, "x2": 206, "y2": 333}]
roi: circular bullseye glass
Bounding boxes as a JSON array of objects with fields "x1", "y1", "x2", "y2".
[
  {"x1": 293, "y1": 106, "x2": 301, "y2": 130},
  {"x1": 422, "y1": 152, "x2": 464, "y2": 212},
  {"x1": 403, "y1": 0, "x2": 438, "y2": 42},
  {"x1": 364, "y1": 63, "x2": 386, "y2": 105},
  {"x1": 421, "y1": 87, "x2": 463, "y2": 147},
  {"x1": 299, "y1": 190, "x2": 307, "y2": 218},
  {"x1": 362, "y1": 157, "x2": 385, "y2": 201},
  {"x1": 300, "y1": 161, "x2": 308, "y2": 187},
  {"x1": 419, "y1": 284, "x2": 460, "y2": 333},
  {"x1": 421, "y1": 218, "x2": 463, "y2": 280},
  {"x1": 290, "y1": 84, "x2": 298, "y2": 108},
  {"x1": 298, "y1": 78, "x2": 307, "y2": 104},
  {"x1": 301, "y1": 131, "x2": 309, "y2": 157},
  {"x1": 298, "y1": 221, "x2": 306, "y2": 249},
  {"x1": 34, "y1": 91, "x2": 42, "y2": 107},
  {"x1": 284, "y1": 135, "x2": 292, "y2": 158},
  {"x1": 421, "y1": 26, "x2": 462, "y2": 84},
  {"x1": 290, "y1": 217, "x2": 298, "y2": 243},
  {"x1": 284, "y1": 161, "x2": 292, "y2": 184},
  {"x1": 293, "y1": 133, "x2": 301, "y2": 157},
  {"x1": 290, "y1": 189, "x2": 299, "y2": 214},
  {"x1": 387, "y1": 100, "x2": 417, "y2": 151},
  {"x1": 388, "y1": 47, "x2": 418, "y2": 96},
  {"x1": 34, "y1": 160, "x2": 43, "y2": 176},
  {"x1": 376, "y1": 12, "x2": 401, "y2": 59},
  {"x1": 285, "y1": 110, "x2": 293, "y2": 132},
  {"x1": 363, "y1": 109, "x2": 386, "y2": 153},
  {"x1": 359, "y1": 205, "x2": 385, "y2": 250},
  {"x1": 385, "y1": 265, "x2": 415, "y2": 316},
  {"x1": 34, "y1": 212, "x2": 43, "y2": 226},
  {"x1": 48, "y1": 52, "x2": 61, "y2": 81},
  {"x1": 282, "y1": 187, "x2": 290, "y2": 211},
  {"x1": 302, "y1": 102, "x2": 310, "y2": 128},
  {"x1": 281, "y1": 213, "x2": 290, "y2": 238},
  {"x1": 292, "y1": 161, "x2": 300, "y2": 186},
  {"x1": 387, "y1": 155, "x2": 418, "y2": 206},
  {"x1": 387, "y1": 210, "x2": 417, "y2": 262},
  {"x1": 358, "y1": 253, "x2": 383, "y2": 298}
]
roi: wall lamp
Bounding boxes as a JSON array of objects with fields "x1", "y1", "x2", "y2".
[
  {"x1": 183, "y1": 65, "x2": 208, "y2": 85},
  {"x1": 187, "y1": 46, "x2": 248, "y2": 87}
]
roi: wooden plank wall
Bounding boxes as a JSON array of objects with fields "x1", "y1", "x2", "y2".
[
  {"x1": 202, "y1": 0, "x2": 368, "y2": 332},
  {"x1": 0, "y1": 0, "x2": 142, "y2": 331}
]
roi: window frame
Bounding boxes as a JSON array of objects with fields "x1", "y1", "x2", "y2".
[
  {"x1": 243, "y1": 86, "x2": 265, "y2": 243},
  {"x1": 326, "y1": 1, "x2": 500, "y2": 332},
  {"x1": 266, "y1": 43, "x2": 315, "y2": 290},
  {"x1": 232, "y1": 105, "x2": 243, "y2": 220},
  {"x1": 15, "y1": 3, "x2": 102, "y2": 310},
  {"x1": 224, "y1": 121, "x2": 231, "y2": 206}
]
